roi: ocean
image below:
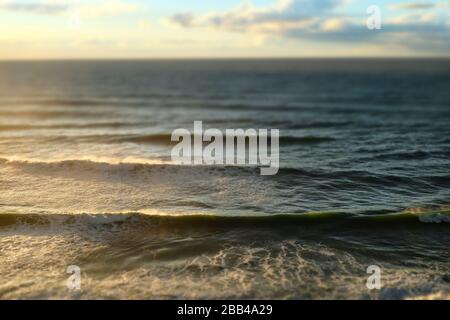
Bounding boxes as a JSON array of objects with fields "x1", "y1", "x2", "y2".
[{"x1": 0, "y1": 59, "x2": 449, "y2": 299}]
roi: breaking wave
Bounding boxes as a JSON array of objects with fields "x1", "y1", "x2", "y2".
[{"x1": 0, "y1": 209, "x2": 449, "y2": 230}]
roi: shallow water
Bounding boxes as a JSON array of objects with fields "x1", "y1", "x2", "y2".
[{"x1": 0, "y1": 59, "x2": 449, "y2": 299}]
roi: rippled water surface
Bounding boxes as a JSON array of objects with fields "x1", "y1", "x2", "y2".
[{"x1": 0, "y1": 59, "x2": 449, "y2": 299}]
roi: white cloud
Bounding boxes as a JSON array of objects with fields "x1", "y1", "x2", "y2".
[
  {"x1": 388, "y1": 2, "x2": 435, "y2": 10},
  {"x1": 0, "y1": 0, "x2": 139, "y2": 18},
  {"x1": 168, "y1": 0, "x2": 347, "y2": 31},
  {"x1": 0, "y1": 1, "x2": 68, "y2": 14},
  {"x1": 167, "y1": 0, "x2": 450, "y2": 53}
]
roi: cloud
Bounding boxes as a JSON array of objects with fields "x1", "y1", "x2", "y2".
[
  {"x1": 170, "y1": 12, "x2": 195, "y2": 28},
  {"x1": 167, "y1": 0, "x2": 450, "y2": 53},
  {"x1": 0, "y1": 1, "x2": 68, "y2": 15},
  {"x1": 388, "y1": 2, "x2": 435, "y2": 10},
  {"x1": 168, "y1": 0, "x2": 347, "y2": 31},
  {"x1": 0, "y1": 0, "x2": 139, "y2": 17}
]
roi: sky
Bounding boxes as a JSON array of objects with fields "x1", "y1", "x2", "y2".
[{"x1": 0, "y1": 0, "x2": 449, "y2": 59}]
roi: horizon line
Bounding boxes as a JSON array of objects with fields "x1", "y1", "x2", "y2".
[{"x1": 1, "y1": 56, "x2": 450, "y2": 62}]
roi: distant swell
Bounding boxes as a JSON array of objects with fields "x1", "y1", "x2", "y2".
[
  {"x1": 116, "y1": 134, "x2": 335, "y2": 145},
  {"x1": 280, "y1": 136, "x2": 335, "y2": 144},
  {"x1": 0, "y1": 122, "x2": 151, "y2": 131},
  {"x1": 2, "y1": 158, "x2": 450, "y2": 189}
]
